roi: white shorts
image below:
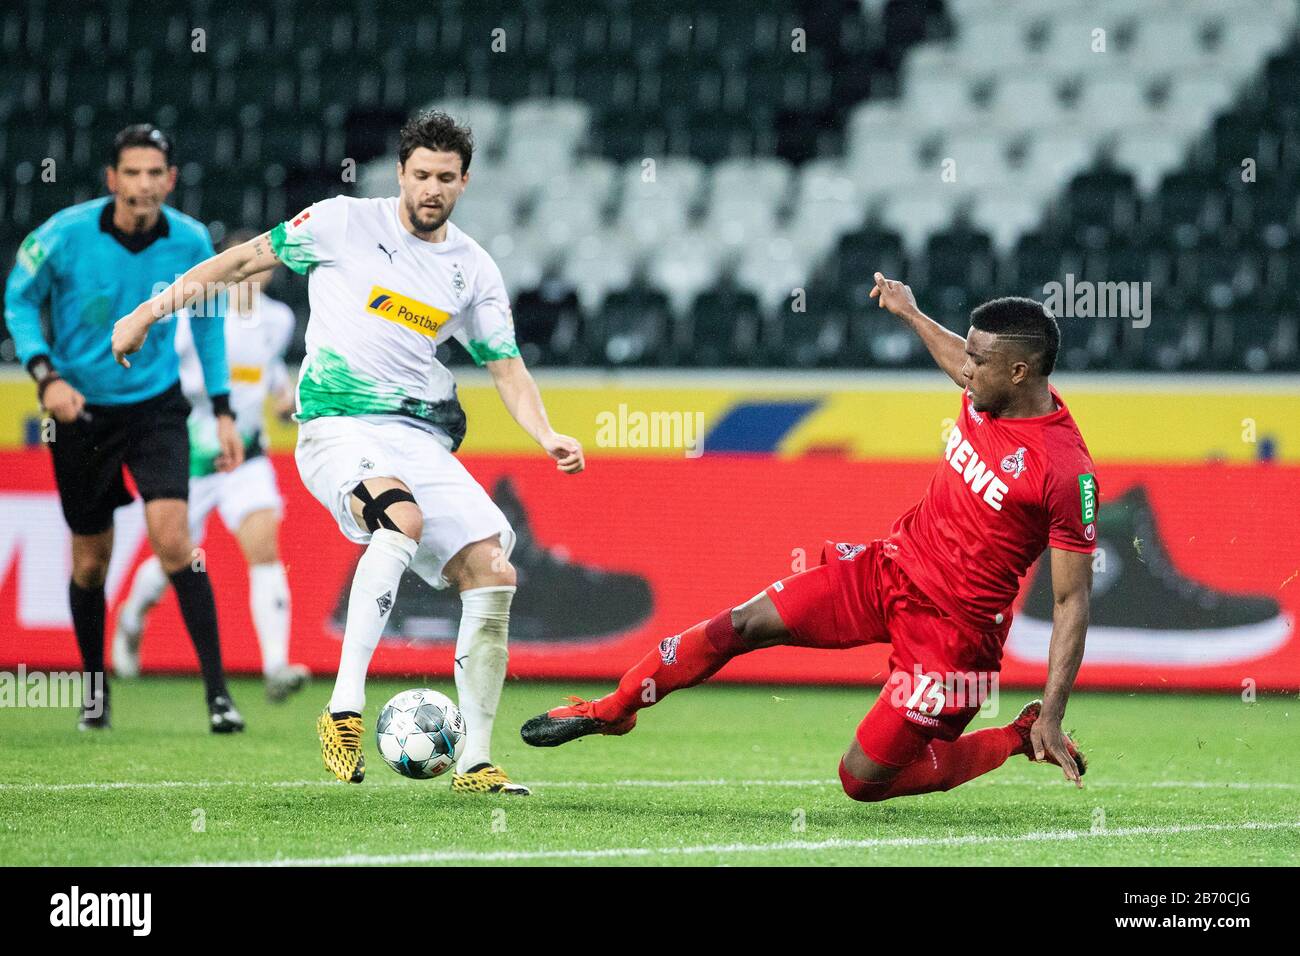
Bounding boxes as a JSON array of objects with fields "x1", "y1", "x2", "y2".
[
  {"x1": 189, "y1": 454, "x2": 283, "y2": 544},
  {"x1": 294, "y1": 415, "x2": 514, "y2": 589}
]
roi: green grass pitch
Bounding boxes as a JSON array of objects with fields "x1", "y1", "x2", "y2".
[{"x1": 1, "y1": 677, "x2": 1296, "y2": 866}]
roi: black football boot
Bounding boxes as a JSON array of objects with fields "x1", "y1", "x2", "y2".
[{"x1": 1008, "y1": 486, "x2": 1290, "y2": 665}]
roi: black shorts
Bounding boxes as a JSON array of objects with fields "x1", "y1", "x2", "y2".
[{"x1": 49, "y1": 382, "x2": 192, "y2": 536}]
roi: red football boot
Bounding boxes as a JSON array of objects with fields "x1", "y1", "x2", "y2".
[{"x1": 520, "y1": 696, "x2": 638, "y2": 747}]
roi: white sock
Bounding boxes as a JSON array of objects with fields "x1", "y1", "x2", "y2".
[
  {"x1": 327, "y1": 529, "x2": 417, "y2": 715},
  {"x1": 453, "y1": 585, "x2": 515, "y2": 772},
  {"x1": 119, "y1": 556, "x2": 169, "y2": 636},
  {"x1": 249, "y1": 561, "x2": 291, "y2": 676}
]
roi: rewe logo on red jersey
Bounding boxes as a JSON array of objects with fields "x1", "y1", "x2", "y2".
[{"x1": 943, "y1": 424, "x2": 1011, "y2": 511}]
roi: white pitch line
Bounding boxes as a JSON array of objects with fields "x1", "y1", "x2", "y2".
[
  {"x1": 2, "y1": 777, "x2": 1299, "y2": 793},
  {"x1": 199, "y1": 820, "x2": 1300, "y2": 867}
]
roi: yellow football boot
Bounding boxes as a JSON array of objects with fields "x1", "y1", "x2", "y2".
[
  {"x1": 450, "y1": 763, "x2": 531, "y2": 795},
  {"x1": 317, "y1": 708, "x2": 366, "y2": 783}
]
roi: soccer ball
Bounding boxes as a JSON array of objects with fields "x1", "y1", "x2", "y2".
[{"x1": 375, "y1": 689, "x2": 467, "y2": 779}]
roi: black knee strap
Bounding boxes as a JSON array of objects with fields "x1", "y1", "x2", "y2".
[{"x1": 353, "y1": 483, "x2": 416, "y2": 534}]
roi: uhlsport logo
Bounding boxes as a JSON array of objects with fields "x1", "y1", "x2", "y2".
[
  {"x1": 366, "y1": 285, "x2": 451, "y2": 338},
  {"x1": 836, "y1": 542, "x2": 866, "y2": 561},
  {"x1": 1000, "y1": 446, "x2": 1028, "y2": 479}
]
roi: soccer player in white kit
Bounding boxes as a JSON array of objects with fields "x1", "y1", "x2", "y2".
[
  {"x1": 113, "y1": 111, "x2": 584, "y2": 794},
  {"x1": 112, "y1": 232, "x2": 310, "y2": 702}
]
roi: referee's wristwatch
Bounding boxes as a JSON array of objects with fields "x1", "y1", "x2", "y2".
[
  {"x1": 27, "y1": 355, "x2": 63, "y2": 405},
  {"x1": 211, "y1": 393, "x2": 235, "y2": 420}
]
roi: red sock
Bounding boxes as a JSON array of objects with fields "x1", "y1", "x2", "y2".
[
  {"x1": 841, "y1": 726, "x2": 1020, "y2": 802},
  {"x1": 594, "y1": 610, "x2": 748, "y2": 721}
]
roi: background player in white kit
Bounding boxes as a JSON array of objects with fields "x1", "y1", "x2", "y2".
[
  {"x1": 112, "y1": 231, "x2": 310, "y2": 702},
  {"x1": 113, "y1": 111, "x2": 585, "y2": 795}
]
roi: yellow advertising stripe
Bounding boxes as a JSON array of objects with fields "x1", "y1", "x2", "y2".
[
  {"x1": 457, "y1": 386, "x2": 742, "y2": 455},
  {"x1": 780, "y1": 390, "x2": 1300, "y2": 462},
  {"x1": 2, "y1": 375, "x2": 1297, "y2": 461}
]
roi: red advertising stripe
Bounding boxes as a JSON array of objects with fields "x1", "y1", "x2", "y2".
[{"x1": 0, "y1": 450, "x2": 1294, "y2": 690}]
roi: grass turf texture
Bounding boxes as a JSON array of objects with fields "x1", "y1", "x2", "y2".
[{"x1": 1, "y1": 677, "x2": 1296, "y2": 866}]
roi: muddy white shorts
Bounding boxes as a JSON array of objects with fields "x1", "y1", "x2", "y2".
[
  {"x1": 188, "y1": 454, "x2": 283, "y2": 544},
  {"x1": 294, "y1": 414, "x2": 514, "y2": 589}
]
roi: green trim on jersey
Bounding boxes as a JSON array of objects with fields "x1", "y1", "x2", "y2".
[
  {"x1": 295, "y1": 347, "x2": 469, "y2": 450},
  {"x1": 189, "y1": 434, "x2": 265, "y2": 477},
  {"x1": 269, "y1": 221, "x2": 318, "y2": 275},
  {"x1": 188, "y1": 418, "x2": 223, "y2": 477},
  {"x1": 464, "y1": 335, "x2": 521, "y2": 366}
]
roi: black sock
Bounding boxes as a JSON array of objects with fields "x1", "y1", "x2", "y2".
[
  {"x1": 68, "y1": 581, "x2": 108, "y2": 701},
  {"x1": 168, "y1": 567, "x2": 230, "y2": 703}
]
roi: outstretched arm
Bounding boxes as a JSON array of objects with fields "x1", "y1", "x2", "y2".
[
  {"x1": 1032, "y1": 546, "x2": 1092, "y2": 787},
  {"x1": 112, "y1": 232, "x2": 282, "y2": 367},
  {"x1": 869, "y1": 272, "x2": 967, "y2": 387},
  {"x1": 487, "y1": 356, "x2": 584, "y2": 474}
]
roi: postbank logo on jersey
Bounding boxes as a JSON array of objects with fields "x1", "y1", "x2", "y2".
[
  {"x1": 366, "y1": 285, "x2": 451, "y2": 337},
  {"x1": 943, "y1": 423, "x2": 1011, "y2": 511}
]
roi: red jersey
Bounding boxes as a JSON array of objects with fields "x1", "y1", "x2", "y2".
[{"x1": 885, "y1": 385, "x2": 1098, "y2": 633}]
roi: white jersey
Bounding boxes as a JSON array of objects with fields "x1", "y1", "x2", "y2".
[
  {"x1": 176, "y1": 294, "x2": 295, "y2": 476},
  {"x1": 269, "y1": 195, "x2": 518, "y2": 451}
]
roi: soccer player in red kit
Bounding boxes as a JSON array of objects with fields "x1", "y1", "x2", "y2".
[{"x1": 522, "y1": 273, "x2": 1098, "y2": 801}]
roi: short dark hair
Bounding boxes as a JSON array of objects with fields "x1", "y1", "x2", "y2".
[
  {"x1": 970, "y1": 296, "x2": 1061, "y2": 376},
  {"x1": 398, "y1": 110, "x2": 473, "y2": 172},
  {"x1": 111, "y1": 124, "x2": 173, "y2": 167}
]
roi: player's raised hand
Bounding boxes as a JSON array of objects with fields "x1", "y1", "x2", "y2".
[
  {"x1": 1031, "y1": 716, "x2": 1084, "y2": 788},
  {"x1": 542, "y1": 431, "x2": 584, "y2": 474},
  {"x1": 111, "y1": 312, "x2": 150, "y2": 368},
  {"x1": 868, "y1": 272, "x2": 921, "y2": 320}
]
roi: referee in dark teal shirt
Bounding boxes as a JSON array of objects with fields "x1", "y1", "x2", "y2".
[{"x1": 3, "y1": 125, "x2": 245, "y2": 732}]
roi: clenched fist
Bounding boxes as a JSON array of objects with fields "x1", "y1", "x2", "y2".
[
  {"x1": 112, "y1": 312, "x2": 151, "y2": 368},
  {"x1": 541, "y1": 431, "x2": 584, "y2": 474}
]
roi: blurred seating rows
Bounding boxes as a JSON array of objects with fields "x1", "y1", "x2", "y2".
[{"x1": 3, "y1": 0, "x2": 1298, "y2": 372}]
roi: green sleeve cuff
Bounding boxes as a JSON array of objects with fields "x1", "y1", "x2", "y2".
[
  {"x1": 269, "y1": 221, "x2": 315, "y2": 275},
  {"x1": 464, "y1": 338, "x2": 521, "y2": 366}
]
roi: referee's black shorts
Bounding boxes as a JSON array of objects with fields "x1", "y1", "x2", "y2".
[{"x1": 48, "y1": 382, "x2": 192, "y2": 536}]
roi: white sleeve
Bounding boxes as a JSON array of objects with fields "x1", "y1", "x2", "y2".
[
  {"x1": 268, "y1": 196, "x2": 350, "y2": 274},
  {"x1": 263, "y1": 299, "x2": 297, "y2": 393},
  {"x1": 452, "y1": 251, "x2": 520, "y2": 366}
]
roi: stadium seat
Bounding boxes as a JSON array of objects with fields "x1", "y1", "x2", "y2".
[
  {"x1": 688, "y1": 281, "x2": 765, "y2": 366},
  {"x1": 592, "y1": 284, "x2": 674, "y2": 367}
]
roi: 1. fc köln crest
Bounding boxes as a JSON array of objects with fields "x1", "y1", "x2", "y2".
[{"x1": 1000, "y1": 447, "x2": 1028, "y2": 479}]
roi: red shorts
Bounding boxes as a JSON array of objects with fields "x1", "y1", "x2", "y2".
[{"x1": 766, "y1": 539, "x2": 1009, "y2": 768}]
